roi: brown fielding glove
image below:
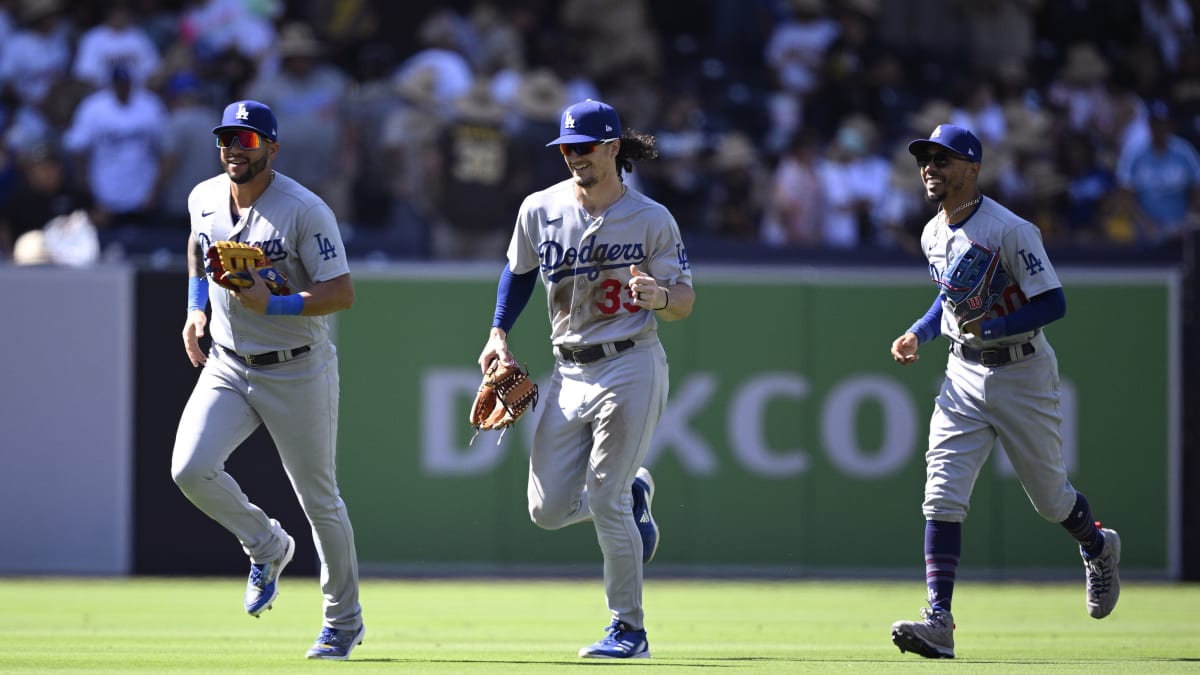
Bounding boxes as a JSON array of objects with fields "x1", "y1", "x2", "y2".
[
  {"x1": 205, "y1": 241, "x2": 290, "y2": 295},
  {"x1": 469, "y1": 360, "x2": 538, "y2": 444}
]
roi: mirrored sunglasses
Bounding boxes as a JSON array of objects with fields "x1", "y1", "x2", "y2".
[
  {"x1": 559, "y1": 138, "x2": 617, "y2": 157},
  {"x1": 215, "y1": 130, "x2": 263, "y2": 150},
  {"x1": 914, "y1": 152, "x2": 966, "y2": 168}
]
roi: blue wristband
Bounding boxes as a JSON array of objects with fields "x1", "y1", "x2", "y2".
[
  {"x1": 187, "y1": 276, "x2": 208, "y2": 312},
  {"x1": 266, "y1": 294, "x2": 305, "y2": 316}
]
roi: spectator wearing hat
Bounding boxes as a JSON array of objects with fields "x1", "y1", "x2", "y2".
[
  {"x1": 764, "y1": 129, "x2": 826, "y2": 247},
  {"x1": 815, "y1": 113, "x2": 894, "y2": 247},
  {"x1": 61, "y1": 63, "x2": 168, "y2": 255},
  {"x1": 509, "y1": 68, "x2": 570, "y2": 197},
  {"x1": 158, "y1": 71, "x2": 220, "y2": 230},
  {"x1": 72, "y1": 2, "x2": 161, "y2": 90},
  {"x1": 1115, "y1": 99, "x2": 1200, "y2": 246},
  {"x1": 430, "y1": 81, "x2": 521, "y2": 260},
  {"x1": 0, "y1": 139, "x2": 89, "y2": 261},
  {"x1": 0, "y1": 0, "x2": 70, "y2": 107},
  {"x1": 245, "y1": 23, "x2": 354, "y2": 220},
  {"x1": 365, "y1": 65, "x2": 445, "y2": 258}
]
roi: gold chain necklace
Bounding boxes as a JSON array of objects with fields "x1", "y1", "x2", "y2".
[{"x1": 944, "y1": 196, "x2": 981, "y2": 221}]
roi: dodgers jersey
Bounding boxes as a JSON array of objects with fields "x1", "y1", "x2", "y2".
[
  {"x1": 189, "y1": 171, "x2": 350, "y2": 354},
  {"x1": 508, "y1": 179, "x2": 692, "y2": 347},
  {"x1": 922, "y1": 196, "x2": 1060, "y2": 347}
]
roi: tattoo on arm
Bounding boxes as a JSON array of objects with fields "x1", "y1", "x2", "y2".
[{"x1": 188, "y1": 237, "x2": 205, "y2": 278}]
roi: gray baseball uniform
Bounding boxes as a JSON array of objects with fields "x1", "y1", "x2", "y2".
[
  {"x1": 921, "y1": 196, "x2": 1073, "y2": 522},
  {"x1": 510, "y1": 177, "x2": 691, "y2": 629},
  {"x1": 172, "y1": 170, "x2": 361, "y2": 630}
]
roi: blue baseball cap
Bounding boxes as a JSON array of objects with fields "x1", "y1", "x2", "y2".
[
  {"x1": 545, "y1": 99, "x2": 622, "y2": 146},
  {"x1": 907, "y1": 124, "x2": 982, "y2": 163},
  {"x1": 212, "y1": 100, "x2": 278, "y2": 142}
]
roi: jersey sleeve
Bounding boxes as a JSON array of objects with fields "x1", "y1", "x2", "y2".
[
  {"x1": 295, "y1": 202, "x2": 351, "y2": 283},
  {"x1": 507, "y1": 193, "x2": 543, "y2": 275},
  {"x1": 643, "y1": 206, "x2": 692, "y2": 287},
  {"x1": 1001, "y1": 221, "x2": 1059, "y2": 299}
]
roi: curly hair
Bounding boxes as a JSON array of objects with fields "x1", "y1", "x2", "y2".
[{"x1": 615, "y1": 129, "x2": 659, "y2": 179}]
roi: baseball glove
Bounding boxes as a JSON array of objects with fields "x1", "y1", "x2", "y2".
[
  {"x1": 205, "y1": 241, "x2": 290, "y2": 295},
  {"x1": 939, "y1": 240, "x2": 1008, "y2": 329},
  {"x1": 469, "y1": 359, "x2": 538, "y2": 444}
]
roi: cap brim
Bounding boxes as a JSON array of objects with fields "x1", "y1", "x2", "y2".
[
  {"x1": 212, "y1": 124, "x2": 274, "y2": 140},
  {"x1": 545, "y1": 133, "x2": 604, "y2": 146},
  {"x1": 907, "y1": 139, "x2": 958, "y2": 156}
]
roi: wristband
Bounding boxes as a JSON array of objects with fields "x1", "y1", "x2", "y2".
[
  {"x1": 187, "y1": 276, "x2": 208, "y2": 312},
  {"x1": 266, "y1": 294, "x2": 305, "y2": 316},
  {"x1": 655, "y1": 288, "x2": 669, "y2": 311}
]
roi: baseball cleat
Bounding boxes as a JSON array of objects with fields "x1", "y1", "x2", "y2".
[
  {"x1": 1083, "y1": 527, "x2": 1121, "y2": 619},
  {"x1": 244, "y1": 533, "x2": 295, "y2": 617},
  {"x1": 891, "y1": 607, "x2": 955, "y2": 658},
  {"x1": 631, "y1": 467, "x2": 659, "y2": 563},
  {"x1": 306, "y1": 624, "x2": 366, "y2": 660},
  {"x1": 578, "y1": 619, "x2": 650, "y2": 659}
]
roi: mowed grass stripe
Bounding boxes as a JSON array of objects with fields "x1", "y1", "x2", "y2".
[{"x1": 0, "y1": 578, "x2": 1196, "y2": 672}]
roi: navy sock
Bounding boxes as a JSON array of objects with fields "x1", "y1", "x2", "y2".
[
  {"x1": 925, "y1": 520, "x2": 961, "y2": 613},
  {"x1": 1061, "y1": 492, "x2": 1105, "y2": 557}
]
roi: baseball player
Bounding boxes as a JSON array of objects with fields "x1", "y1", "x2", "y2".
[
  {"x1": 888, "y1": 124, "x2": 1121, "y2": 659},
  {"x1": 477, "y1": 99, "x2": 694, "y2": 659},
  {"x1": 171, "y1": 100, "x2": 365, "y2": 660}
]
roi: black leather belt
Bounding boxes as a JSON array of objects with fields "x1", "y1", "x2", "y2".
[
  {"x1": 225, "y1": 345, "x2": 311, "y2": 367},
  {"x1": 952, "y1": 341, "x2": 1035, "y2": 367},
  {"x1": 557, "y1": 339, "x2": 635, "y2": 365}
]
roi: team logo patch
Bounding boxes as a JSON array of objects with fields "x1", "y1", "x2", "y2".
[
  {"x1": 236, "y1": 102, "x2": 249, "y2": 120},
  {"x1": 564, "y1": 111, "x2": 576, "y2": 129}
]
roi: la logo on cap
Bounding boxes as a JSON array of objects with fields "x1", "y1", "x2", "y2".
[
  {"x1": 564, "y1": 111, "x2": 576, "y2": 129},
  {"x1": 236, "y1": 103, "x2": 250, "y2": 121}
]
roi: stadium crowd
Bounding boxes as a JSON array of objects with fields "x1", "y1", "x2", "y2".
[{"x1": 1, "y1": 0, "x2": 1198, "y2": 265}]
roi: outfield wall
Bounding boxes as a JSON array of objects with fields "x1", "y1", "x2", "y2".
[
  {"x1": 340, "y1": 265, "x2": 1178, "y2": 578},
  {"x1": 0, "y1": 264, "x2": 1180, "y2": 578}
]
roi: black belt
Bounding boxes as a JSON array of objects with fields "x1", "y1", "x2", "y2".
[
  {"x1": 557, "y1": 339, "x2": 635, "y2": 365},
  {"x1": 952, "y1": 341, "x2": 1035, "y2": 367},
  {"x1": 225, "y1": 344, "x2": 311, "y2": 367}
]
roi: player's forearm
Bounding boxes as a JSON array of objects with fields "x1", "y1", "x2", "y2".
[
  {"x1": 294, "y1": 274, "x2": 355, "y2": 316},
  {"x1": 979, "y1": 287, "x2": 1065, "y2": 340},
  {"x1": 655, "y1": 283, "x2": 694, "y2": 321}
]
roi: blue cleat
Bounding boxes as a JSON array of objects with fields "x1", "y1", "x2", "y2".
[
  {"x1": 306, "y1": 624, "x2": 366, "y2": 660},
  {"x1": 578, "y1": 619, "x2": 650, "y2": 659},
  {"x1": 631, "y1": 467, "x2": 659, "y2": 563},
  {"x1": 244, "y1": 533, "x2": 295, "y2": 617}
]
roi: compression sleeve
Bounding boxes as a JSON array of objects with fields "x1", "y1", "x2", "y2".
[
  {"x1": 492, "y1": 264, "x2": 538, "y2": 332},
  {"x1": 980, "y1": 287, "x2": 1066, "y2": 340},
  {"x1": 907, "y1": 294, "x2": 943, "y2": 345}
]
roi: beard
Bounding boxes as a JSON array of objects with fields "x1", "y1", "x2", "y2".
[{"x1": 228, "y1": 153, "x2": 270, "y2": 184}]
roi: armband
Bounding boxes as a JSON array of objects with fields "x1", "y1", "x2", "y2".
[
  {"x1": 266, "y1": 294, "x2": 305, "y2": 316},
  {"x1": 188, "y1": 276, "x2": 209, "y2": 312}
]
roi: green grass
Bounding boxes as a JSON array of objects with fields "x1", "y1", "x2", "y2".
[{"x1": 1, "y1": 577, "x2": 1198, "y2": 672}]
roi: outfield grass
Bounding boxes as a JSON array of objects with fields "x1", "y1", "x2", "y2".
[{"x1": 1, "y1": 577, "x2": 1197, "y2": 672}]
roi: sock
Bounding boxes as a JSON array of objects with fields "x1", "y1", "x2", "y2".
[
  {"x1": 925, "y1": 519, "x2": 961, "y2": 613},
  {"x1": 1061, "y1": 492, "x2": 1105, "y2": 557}
]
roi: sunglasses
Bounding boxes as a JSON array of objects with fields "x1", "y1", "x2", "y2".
[
  {"x1": 915, "y1": 152, "x2": 967, "y2": 168},
  {"x1": 559, "y1": 138, "x2": 617, "y2": 157},
  {"x1": 215, "y1": 130, "x2": 264, "y2": 150}
]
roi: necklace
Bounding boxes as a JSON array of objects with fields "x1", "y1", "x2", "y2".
[{"x1": 944, "y1": 196, "x2": 981, "y2": 221}]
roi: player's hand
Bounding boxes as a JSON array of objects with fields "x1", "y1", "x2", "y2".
[
  {"x1": 230, "y1": 272, "x2": 270, "y2": 313},
  {"x1": 182, "y1": 309, "x2": 208, "y2": 367},
  {"x1": 891, "y1": 332, "x2": 919, "y2": 366},
  {"x1": 628, "y1": 264, "x2": 666, "y2": 311},
  {"x1": 479, "y1": 327, "x2": 515, "y2": 374}
]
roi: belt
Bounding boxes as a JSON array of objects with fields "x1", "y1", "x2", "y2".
[
  {"x1": 224, "y1": 344, "x2": 311, "y2": 367},
  {"x1": 557, "y1": 339, "x2": 635, "y2": 365},
  {"x1": 951, "y1": 341, "x2": 1035, "y2": 367}
]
